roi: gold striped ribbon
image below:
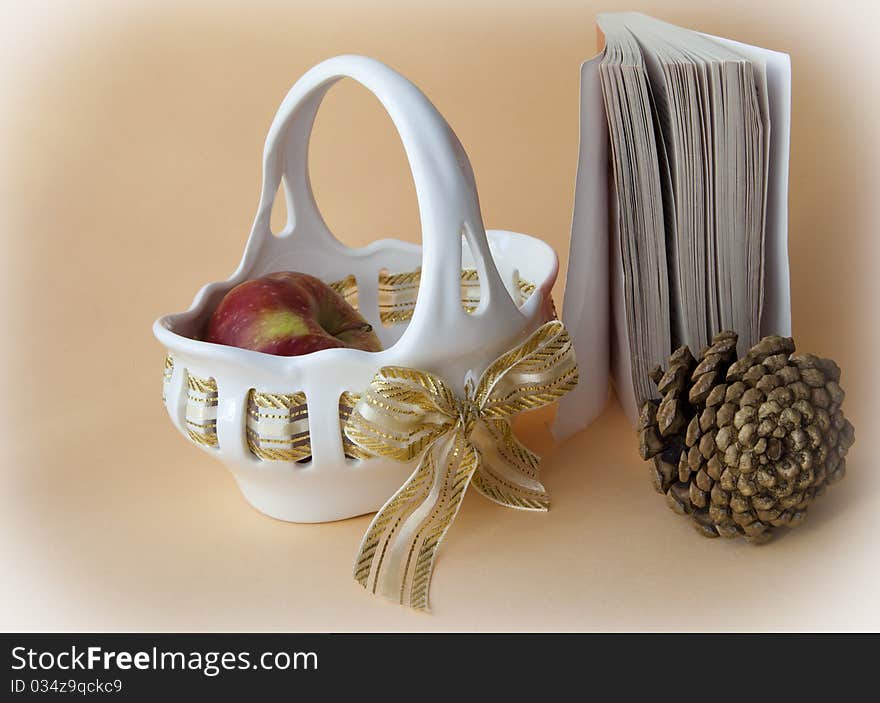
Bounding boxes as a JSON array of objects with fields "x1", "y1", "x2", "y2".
[{"x1": 343, "y1": 320, "x2": 578, "y2": 610}]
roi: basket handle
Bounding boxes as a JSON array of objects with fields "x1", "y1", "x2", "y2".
[{"x1": 251, "y1": 55, "x2": 522, "y2": 343}]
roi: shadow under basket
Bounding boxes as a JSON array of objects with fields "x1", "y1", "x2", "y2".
[{"x1": 153, "y1": 56, "x2": 559, "y2": 523}]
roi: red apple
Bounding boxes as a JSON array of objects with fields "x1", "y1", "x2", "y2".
[{"x1": 204, "y1": 272, "x2": 382, "y2": 355}]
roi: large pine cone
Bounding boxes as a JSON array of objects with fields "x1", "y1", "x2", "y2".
[{"x1": 638, "y1": 331, "x2": 855, "y2": 544}]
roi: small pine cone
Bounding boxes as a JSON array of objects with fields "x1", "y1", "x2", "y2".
[{"x1": 639, "y1": 331, "x2": 855, "y2": 544}]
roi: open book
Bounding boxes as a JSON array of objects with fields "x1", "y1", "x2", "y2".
[{"x1": 554, "y1": 12, "x2": 792, "y2": 438}]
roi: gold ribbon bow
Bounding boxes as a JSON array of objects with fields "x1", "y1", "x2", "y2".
[{"x1": 344, "y1": 320, "x2": 578, "y2": 610}]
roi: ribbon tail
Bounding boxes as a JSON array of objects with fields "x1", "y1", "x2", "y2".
[
  {"x1": 470, "y1": 418, "x2": 550, "y2": 511},
  {"x1": 352, "y1": 428, "x2": 479, "y2": 611},
  {"x1": 352, "y1": 453, "x2": 435, "y2": 590}
]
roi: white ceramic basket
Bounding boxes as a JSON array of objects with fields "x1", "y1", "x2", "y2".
[{"x1": 153, "y1": 55, "x2": 559, "y2": 523}]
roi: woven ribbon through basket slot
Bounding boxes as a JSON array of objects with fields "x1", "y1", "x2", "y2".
[
  {"x1": 329, "y1": 274, "x2": 359, "y2": 310},
  {"x1": 246, "y1": 391, "x2": 311, "y2": 462},
  {"x1": 185, "y1": 372, "x2": 219, "y2": 448},
  {"x1": 162, "y1": 354, "x2": 174, "y2": 402}
]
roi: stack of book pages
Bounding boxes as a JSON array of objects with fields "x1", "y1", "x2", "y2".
[{"x1": 555, "y1": 13, "x2": 792, "y2": 437}]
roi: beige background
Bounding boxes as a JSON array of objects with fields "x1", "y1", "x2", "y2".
[{"x1": 1, "y1": 0, "x2": 878, "y2": 631}]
